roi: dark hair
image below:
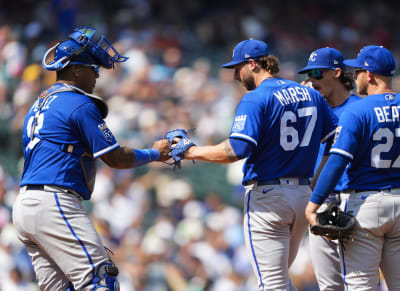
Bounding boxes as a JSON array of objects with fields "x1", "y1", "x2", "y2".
[
  {"x1": 339, "y1": 71, "x2": 354, "y2": 91},
  {"x1": 256, "y1": 55, "x2": 280, "y2": 74}
]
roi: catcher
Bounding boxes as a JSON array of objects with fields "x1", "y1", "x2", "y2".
[{"x1": 13, "y1": 27, "x2": 170, "y2": 291}]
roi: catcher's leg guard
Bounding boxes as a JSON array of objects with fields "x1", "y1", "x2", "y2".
[{"x1": 92, "y1": 262, "x2": 120, "y2": 291}]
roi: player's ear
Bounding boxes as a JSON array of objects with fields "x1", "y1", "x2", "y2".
[
  {"x1": 366, "y1": 71, "x2": 375, "y2": 82},
  {"x1": 333, "y1": 68, "x2": 342, "y2": 79},
  {"x1": 71, "y1": 65, "x2": 81, "y2": 78},
  {"x1": 248, "y1": 59, "x2": 258, "y2": 71}
]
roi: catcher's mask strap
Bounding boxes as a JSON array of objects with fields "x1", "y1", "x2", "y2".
[{"x1": 42, "y1": 42, "x2": 89, "y2": 71}]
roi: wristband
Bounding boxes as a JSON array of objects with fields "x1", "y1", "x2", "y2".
[{"x1": 133, "y1": 149, "x2": 160, "y2": 167}]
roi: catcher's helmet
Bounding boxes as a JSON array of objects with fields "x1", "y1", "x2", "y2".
[{"x1": 42, "y1": 26, "x2": 128, "y2": 71}]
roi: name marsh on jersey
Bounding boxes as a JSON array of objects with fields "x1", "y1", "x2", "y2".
[{"x1": 274, "y1": 87, "x2": 312, "y2": 106}]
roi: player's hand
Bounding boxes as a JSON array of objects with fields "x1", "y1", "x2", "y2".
[
  {"x1": 183, "y1": 145, "x2": 196, "y2": 159},
  {"x1": 152, "y1": 138, "x2": 171, "y2": 162},
  {"x1": 306, "y1": 202, "x2": 334, "y2": 240},
  {"x1": 305, "y1": 201, "x2": 320, "y2": 226}
]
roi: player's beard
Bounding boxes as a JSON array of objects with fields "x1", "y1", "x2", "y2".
[{"x1": 243, "y1": 75, "x2": 256, "y2": 91}]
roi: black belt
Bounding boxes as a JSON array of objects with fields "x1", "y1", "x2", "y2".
[
  {"x1": 247, "y1": 178, "x2": 310, "y2": 186},
  {"x1": 26, "y1": 185, "x2": 45, "y2": 191},
  {"x1": 25, "y1": 185, "x2": 75, "y2": 194},
  {"x1": 344, "y1": 188, "x2": 393, "y2": 193}
]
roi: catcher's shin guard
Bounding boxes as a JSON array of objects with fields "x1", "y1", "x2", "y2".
[{"x1": 92, "y1": 262, "x2": 120, "y2": 291}]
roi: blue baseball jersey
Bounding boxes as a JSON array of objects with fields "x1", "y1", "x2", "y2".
[
  {"x1": 229, "y1": 77, "x2": 338, "y2": 184},
  {"x1": 330, "y1": 92, "x2": 400, "y2": 190},
  {"x1": 314, "y1": 94, "x2": 361, "y2": 191},
  {"x1": 20, "y1": 83, "x2": 119, "y2": 199}
]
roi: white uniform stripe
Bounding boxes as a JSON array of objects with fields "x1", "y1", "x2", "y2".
[
  {"x1": 93, "y1": 143, "x2": 120, "y2": 158},
  {"x1": 230, "y1": 133, "x2": 258, "y2": 146},
  {"x1": 246, "y1": 191, "x2": 265, "y2": 290},
  {"x1": 321, "y1": 128, "x2": 336, "y2": 143},
  {"x1": 340, "y1": 198, "x2": 349, "y2": 290},
  {"x1": 330, "y1": 148, "x2": 354, "y2": 160}
]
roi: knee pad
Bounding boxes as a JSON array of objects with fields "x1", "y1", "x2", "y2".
[{"x1": 92, "y1": 262, "x2": 120, "y2": 291}]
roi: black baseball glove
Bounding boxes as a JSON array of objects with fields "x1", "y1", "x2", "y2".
[
  {"x1": 164, "y1": 128, "x2": 196, "y2": 169},
  {"x1": 310, "y1": 202, "x2": 357, "y2": 242}
]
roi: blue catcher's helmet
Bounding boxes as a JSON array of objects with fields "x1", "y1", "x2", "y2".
[{"x1": 42, "y1": 26, "x2": 128, "y2": 71}]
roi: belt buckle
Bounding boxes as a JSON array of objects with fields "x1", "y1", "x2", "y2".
[{"x1": 279, "y1": 177, "x2": 297, "y2": 185}]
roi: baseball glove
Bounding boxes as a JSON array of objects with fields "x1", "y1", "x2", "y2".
[
  {"x1": 310, "y1": 202, "x2": 357, "y2": 242},
  {"x1": 164, "y1": 128, "x2": 196, "y2": 169}
]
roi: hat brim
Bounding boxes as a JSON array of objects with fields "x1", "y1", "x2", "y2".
[
  {"x1": 221, "y1": 60, "x2": 244, "y2": 68},
  {"x1": 297, "y1": 64, "x2": 341, "y2": 74},
  {"x1": 343, "y1": 59, "x2": 361, "y2": 69}
]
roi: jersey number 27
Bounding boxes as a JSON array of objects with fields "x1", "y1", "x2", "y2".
[{"x1": 371, "y1": 127, "x2": 400, "y2": 168}]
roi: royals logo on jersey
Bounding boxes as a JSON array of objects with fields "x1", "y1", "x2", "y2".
[
  {"x1": 333, "y1": 126, "x2": 342, "y2": 145},
  {"x1": 232, "y1": 115, "x2": 247, "y2": 132},
  {"x1": 98, "y1": 122, "x2": 113, "y2": 142}
]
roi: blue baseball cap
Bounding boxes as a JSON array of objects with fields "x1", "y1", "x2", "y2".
[
  {"x1": 221, "y1": 39, "x2": 270, "y2": 68},
  {"x1": 343, "y1": 45, "x2": 395, "y2": 76},
  {"x1": 298, "y1": 47, "x2": 345, "y2": 74}
]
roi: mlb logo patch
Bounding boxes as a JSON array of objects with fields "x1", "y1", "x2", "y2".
[
  {"x1": 232, "y1": 115, "x2": 247, "y2": 132},
  {"x1": 98, "y1": 122, "x2": 113, "y2": 142},
  {"x1": 385, "y1": 94, "x2": 395, "y2": 101}
]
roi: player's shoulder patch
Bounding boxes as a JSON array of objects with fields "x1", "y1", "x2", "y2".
[
  {"x1": 98, "y1": 122, "x2": 114, "y2": 142},
  {"x1": 39, "y1": 90, "x2": 48, "y2": 99},
  {"x1": 232, "y1": 115, "x2": 247, "y2": 132},
  {"x1": 333, "y1": 126, "x2": 342, "y2": 145}
]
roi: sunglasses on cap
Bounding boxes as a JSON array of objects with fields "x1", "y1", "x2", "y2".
[
  {"x1": 354, "y1": 68, "x2": 366, "y2": 77},
  {"x1": 307, "y1": 69, "x2": 328, "y2": 80}
]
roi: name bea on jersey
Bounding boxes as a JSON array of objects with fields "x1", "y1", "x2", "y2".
[
  {"x1": 273, "y1": 86, "x2": 311, "y2": 106},
  {"x1": 374, "y1": 105, "x2": 400, "y2": 123}
]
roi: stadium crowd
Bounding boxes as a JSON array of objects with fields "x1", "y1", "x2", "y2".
[{"x1": 0, "y1": 0, "x2": 399, "y2": 289}]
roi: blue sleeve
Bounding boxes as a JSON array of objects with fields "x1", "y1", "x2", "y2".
[
  {"x1": 310, "y1": 153, "x2": 350, "y2": 204},
  {"x1": 229, "y1": 137, "x2": 255, "y2": 159},
  {"x1": 329, "y1": 109, "x2": 361, "y2": 160},
  {"x1": 229, "y1": 97, "x2": 263, "y2": 146},
  {"x1": 71, "y1": 102, "x2": 120, "y2": 158}
]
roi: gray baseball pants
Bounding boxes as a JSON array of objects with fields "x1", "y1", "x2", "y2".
[
  {"x1": 243, "y1": 180, "x2": 311, "y2": 291},
  {"x1": 308, "y1": 196, "x2": 344, "y2": 291},
  {"x1": 12, "y1": 186, "x2": 109, "y2": 291},
  {"x1": 339, "y1": 189, "x2": 400, "y2": 291}
]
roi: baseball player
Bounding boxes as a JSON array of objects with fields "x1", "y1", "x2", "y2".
[
  {"x1": 12, "y1": 27, "x2": 170, "y2": 291},
  {"x1": 305, "y1": 45, "x2": 400, "y2": 290},
  {"x1": 298, "y1": 47, "x2": 361, "y2": 291},
  {"x1": 182, "y1": 39, "x2": 338, "y2": 290}
]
